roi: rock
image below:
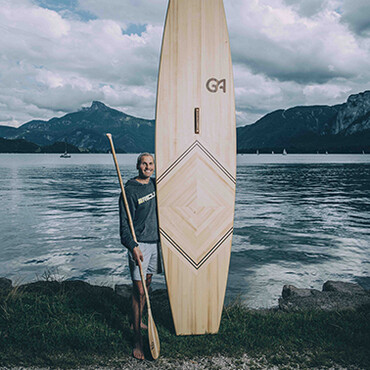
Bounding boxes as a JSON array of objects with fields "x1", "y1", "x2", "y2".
[
  {"x1": 151, "y1": 288, "x2": 170, "y2": 311},
  {"x1": 115, "y1": 284, "x2": 132, "y2": 300},
  {"x1": 282, "y1": 285, "x2": 320, "y2": 299},
  {"x1": 0, "y1": 277, "x2": 12, "y2": 292},
  {"x1": 21, "y1": 280, "x2": 61, "y2": 295},
  {"x1": 334, "y1": 91, "x2": 370, "y2": 134},
  {"x1": 323, "y1": 280, "x2": 366, "y2": 295},
  {"x1": 279, "y1": 281, "x2": 370, "y2": 312}
]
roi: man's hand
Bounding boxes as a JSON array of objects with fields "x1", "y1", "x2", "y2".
[{"x1": 132, "y1": 246, "x2": 144, "y2": 265}]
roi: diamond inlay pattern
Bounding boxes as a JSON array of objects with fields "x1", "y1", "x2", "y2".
[{"x1": 157, "y1": 142, "x2": 235, "y2": 269}]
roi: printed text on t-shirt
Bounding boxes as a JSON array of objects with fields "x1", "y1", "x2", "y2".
[{"x1": 138, "y1": 191, "x2": 156, "y2": 205}]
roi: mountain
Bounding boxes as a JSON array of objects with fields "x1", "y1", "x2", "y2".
[
  {"x1": 333, "y1": 91, "x2": 370, "y2": 135},
  {"x1": 1, "y1": 101, "x2": 154, "y2": 153},
  {"x1": 0, "y1": 92, "x2": 369, "y2": 154},
  {"x1": 0, "y1": 138, "x2": 39, "y2": 153},
  {"x1": 40, "y1": 142, "x2": 82, "y2": 154},
  {"x1": 0, "y1": 126, "x2": 17, "y2": 138},
  {"x1": 0, "y1": 138, "x2": 82, "y2": 153},
  {"x1": 237, "y1": 91, "x2": 370, "y2": 153}
]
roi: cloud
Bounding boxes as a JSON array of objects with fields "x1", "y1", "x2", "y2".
[
  {"x1": 223, "y1": 0, "x2": 370, "y2": 125},
  {"x1": 23, "y1": 85, "x2": 102, "y2": 112},
  {"x1": 225, "y1": 0, "x2": 369, "y2": 84},
  {"x1": 233, "y1": 64, "x2": 355, "y2": 125},
  {"x1": 77, "y1": 0, "x2": 167, "y2": 27},
  {"x1": 0, "y1": 0, "x2": 369, "y2": 128},
  {"x1": 283, "y1": 0, "x2": 325, "y2": 18},
  {"x1": 0, "y1": 0, "x2": 163, "y2": 125},
  {"x1": 303, "y1": 84, "x2": 353, "y2": 104},
  {"x1": 341, "y1": 0, "x2": 370, "y2": 36},
  {"x1": 34, "y1": 0, "x2": 98, "y2": 22}
]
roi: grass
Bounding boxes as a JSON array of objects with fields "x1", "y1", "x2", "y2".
[{"x1": 0, "y1": 280, "x2": 369, "y2": 368}]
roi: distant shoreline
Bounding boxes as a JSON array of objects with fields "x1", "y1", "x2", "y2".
[{"x1": 0, "y1": 151, "x2": 369, "y2": 155}]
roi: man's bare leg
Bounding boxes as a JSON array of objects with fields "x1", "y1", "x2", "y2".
[
  {"x1": 130, "y1": 322, "x2": 148, "y2": 330},
  {"x1": 132, "y1": 274, "x2": 153, "y2": 360},
  {"x1": 132, "y1": 280, "x2": 145, "y2": 360}
]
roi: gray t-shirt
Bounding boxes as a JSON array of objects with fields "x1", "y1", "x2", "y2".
[{"x1": 119, "y1": 177, "x2": 159, "y2": 252}]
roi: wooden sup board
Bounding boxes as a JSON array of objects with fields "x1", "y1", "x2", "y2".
[{"x1": 155, "y1": 0, "x2": 236, "y2": 335}]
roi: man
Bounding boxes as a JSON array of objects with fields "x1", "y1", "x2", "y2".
[{"x1": 119, "y1": 153, "x2": 160, "y2": 360}]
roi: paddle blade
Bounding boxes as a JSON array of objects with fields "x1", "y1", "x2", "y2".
[{"x1": 148, "y1": 311, "x2": 160, "y2": 359}]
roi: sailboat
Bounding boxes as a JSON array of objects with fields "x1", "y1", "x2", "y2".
[
  {"x1": 282, "y1": 149, "x2": 287, "y2": 155},
  {"x1": 60, "y1": 142, "x2": 71, "y2": 158}
]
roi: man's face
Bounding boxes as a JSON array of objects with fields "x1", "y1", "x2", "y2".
[{"x1": 137, "y1": 155, "x2": 154, "y2": 179}]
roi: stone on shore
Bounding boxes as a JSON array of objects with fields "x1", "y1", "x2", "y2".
[
  {"x1": 279, "y1": 280, "x2": 370, "y2": 312},
  {"x1": 0, "y1": 277, "x2": 12, "y2": 292},
  {"x1": 2, "y1": 277, "x2": 369, "y2": 314},
  {"x1": 115, "y1": 283, "x2": 132, "y2": 300}
]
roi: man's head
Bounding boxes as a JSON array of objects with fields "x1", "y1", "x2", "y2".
[{"x1": 136, "y1": 153, "x2": 154, "y2": 180}]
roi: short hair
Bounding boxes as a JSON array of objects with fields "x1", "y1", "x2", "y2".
[{"x1": 136, "y1": 152, "x2": 154, "y2": 167}]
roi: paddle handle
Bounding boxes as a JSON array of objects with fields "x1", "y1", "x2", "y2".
[{"x1": 106, "y1": 133, "x2": 152, "y2": 310}]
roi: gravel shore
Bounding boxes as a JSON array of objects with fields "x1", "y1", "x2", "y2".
[{"x1": 3, "y1": 353, "x2": 355, "y2": 369}]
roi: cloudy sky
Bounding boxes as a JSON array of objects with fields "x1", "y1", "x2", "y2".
[{"x1": 1, "y1": 0, "x2": 370, "y2": 127}]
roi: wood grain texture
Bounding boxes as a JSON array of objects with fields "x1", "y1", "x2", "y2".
[{"x1": 155, "y1": 0, "x2": 236, "y2": 335}]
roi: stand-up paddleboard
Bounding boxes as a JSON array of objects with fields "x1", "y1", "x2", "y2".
[{"x1": 155, "y1": 0, "x2": 236, "y2": 335}]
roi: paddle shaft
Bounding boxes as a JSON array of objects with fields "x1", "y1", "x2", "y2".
[{"x1": 106, "y1": 134, "x2": 152, "y2": 310}]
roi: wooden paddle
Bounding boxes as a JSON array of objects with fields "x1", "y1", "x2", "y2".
[{"x1": 106, "y1": 133, "x2": 160, "y2": 360}]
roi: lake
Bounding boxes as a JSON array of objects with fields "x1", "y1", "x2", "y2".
[{"x1": 0, "y1": 153, "x2": 369, "y2": 308}]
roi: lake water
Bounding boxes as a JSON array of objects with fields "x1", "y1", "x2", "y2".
[{"x1": 0, "y1": 153, "x2": 369, "y2": 308}]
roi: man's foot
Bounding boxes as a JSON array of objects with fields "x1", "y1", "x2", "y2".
[
  {"x1": 130, "y1": 322, "x2": 148, "y2": 330},
  {"x1": 132, "y1": 337, "x2": 145, "y2": 360}
]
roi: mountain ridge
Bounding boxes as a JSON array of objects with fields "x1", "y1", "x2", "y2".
[
  {"x1": 237, "y1": 91, "x2": 370, "y2": 153},
  {"x1": 0, "y1": 91, "x2": 369, "y2": 153},
  {"x1": 0, "y1": 101, "x2": 154, "y2": 153}
]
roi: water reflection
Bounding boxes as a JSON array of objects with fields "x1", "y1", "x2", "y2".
[
  {"x1": 0, "y1": 154, "x2": 369, "y2": 308},
  {"x1": 229, "y1": 162, "x2": 370, "y2": 307}
]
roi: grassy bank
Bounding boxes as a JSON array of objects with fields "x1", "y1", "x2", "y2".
[{"x1": 0, "y1": 280, "x2": 369, "y2": 368}]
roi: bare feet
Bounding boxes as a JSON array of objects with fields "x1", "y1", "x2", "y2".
[
  {"x1": 132, "y1": 335, "x2": 145, "y2": 360},
  {"x1": 130, "y1": 322, "x2": 148, "y2": 330}
]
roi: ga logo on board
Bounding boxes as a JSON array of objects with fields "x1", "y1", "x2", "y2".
[{"x1": 206, "y1": 78, "x2": 226, "y2": 93}]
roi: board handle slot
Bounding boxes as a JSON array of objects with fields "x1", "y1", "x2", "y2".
[{"x1": 194, "y1": 107, "x2": 200, "y2": 134}]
